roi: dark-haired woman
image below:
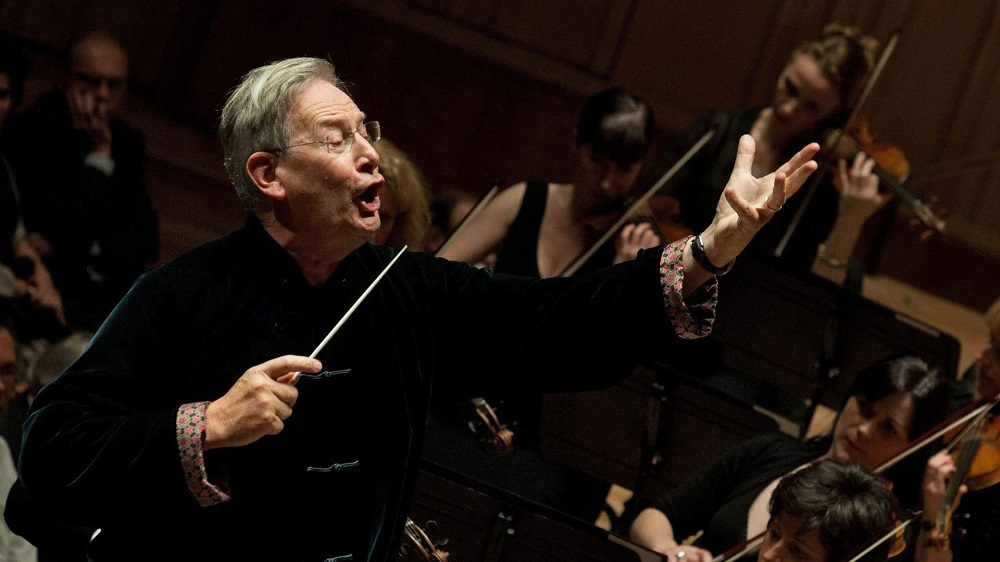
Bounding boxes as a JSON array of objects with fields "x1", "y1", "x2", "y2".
[
  {"x1": 629, "y1": 355, "x2": 953, "y2": 562},
  {"x1": 760, "y1": 459, "x2": 899, "y2": 562},
  {"x1": 438, "y1": 86, "x2": 662, "y2": 278},
  {"x1": 426, "y1": 88, "x2": 666, "y2": 524}
]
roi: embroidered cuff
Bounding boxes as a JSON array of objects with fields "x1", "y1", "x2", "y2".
[
  {"x1": 83, "y1": 152, "x2": 115, "y2": 176},
  {"x1": 660, "y1": 235, "x2": 718, "y2": 340},
  {"x1": 177, "y1": 401, "x2": 231, "y2": 507}
]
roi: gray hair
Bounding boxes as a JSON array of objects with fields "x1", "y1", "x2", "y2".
[{"x1": 219, "y1": 57, "x2": 347, "y2": 211}]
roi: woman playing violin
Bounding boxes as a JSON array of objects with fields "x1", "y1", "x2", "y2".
[
  {"x1": 426, "y1": 87, "x2": 663, "y2": 524},
  {"x1": 629, "y1": 355, "x2": 951, "y2": 562},
  {"x1": 760, "y1": 460, "x2": 899, "y2": 562},
  {"x1": 437, "y1": 86, "x2": 662, "y2": 278},
  {"x1": 651, "y1": 24, "x2": 886, "y2": 286}
]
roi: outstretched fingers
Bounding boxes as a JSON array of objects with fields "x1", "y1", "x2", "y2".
[
  {"x1": 778, "y1": 144, "x2": 820, "y2": 198},
  {"x1": 731, "y1": 134, "x2": 758, "y2": 176},
  {"x1": 723, "y1": 186, "x2": 758, "y2": 222}
]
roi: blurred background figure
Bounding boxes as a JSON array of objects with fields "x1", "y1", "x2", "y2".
[
  {"x1": 372, "y1": 138, "x2": 431, "y2": 252},
  {"x1": 0, "y1": 316, "x2": 38, "y2": 562},
  {"x1": 649, "y1": 23, "x2": 886, "y2": 288},
  {"x1": 438, "y1": 86, "x2": 661, "y2": 278},
  {"x1": 6, "y1": 32, "x2": 157, "y2": 332},
  {"x1": 0, "y1": 32, "x2": 71, "y2": 375}
]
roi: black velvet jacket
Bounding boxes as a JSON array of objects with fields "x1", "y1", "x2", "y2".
[{"x1": 19, "y1": 216, "x2": 673, "y2": 561}]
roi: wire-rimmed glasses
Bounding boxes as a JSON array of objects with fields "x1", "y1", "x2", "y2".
[{"x1": 264, "y1": 121, "x2": 381, "y2": 155}]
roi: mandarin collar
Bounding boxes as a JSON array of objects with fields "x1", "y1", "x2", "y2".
[{"x1": 238, "y1": 214, "x2": 365, "y2": 290}]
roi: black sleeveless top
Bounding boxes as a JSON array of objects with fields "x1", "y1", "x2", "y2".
[{"x1": 494, "y1": 181, "x2": 616, "y2": 278}]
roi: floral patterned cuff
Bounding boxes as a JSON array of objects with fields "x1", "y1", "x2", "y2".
[
  {"x1": 177, "y1": 401, "x2": 231, "y2": 507},
  {"x1": 660, "y1": 236, "x2": 718, "y2": 340}
]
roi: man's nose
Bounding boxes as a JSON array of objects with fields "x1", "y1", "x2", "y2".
[
  {"x1": 355, "y1": 135, "x2": 380, "y2": 173},
  {"x1": 96, "y1": 81, "x2": 114, "y2": 101},
  {"x1": 759, "y1": 543, "x2": 780, "y2": 562}
]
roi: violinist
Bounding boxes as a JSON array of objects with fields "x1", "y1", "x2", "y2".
[
  {"x1": 436, "y1": 86, "x2": 662, "y2": 278},
  {"x1": 649, "y1": 23, "x2": 885, "y2": 286},
  {"x1": 426, "y1": 87, "x2": 662, "y2": 523},
  {"x1": 918, "y1": 296, "x2": 1000, "y2": 561},
  {"x1": 628, "y1": 355, "x2": 951, "y2": 562},
  {"x1": 760, "y1": 460, "x2": 899, "y2": 562}
]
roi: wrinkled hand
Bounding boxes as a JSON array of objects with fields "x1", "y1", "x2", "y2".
[
  {"x1": 702, "y1": 135, "x2": 820, "y2": 267},
  {"x1": 663, "y1": 545, "x2": 713, "y2": 562},
  {"x1": 614, "y1": 222, "x2": 661, "y2": 264},
  {"x1": 922, "y1": 449, "x2": 966, "y2": 519},
  {"x1": 204, "y1": 355, "x2": 321, "y2": 450},
  {"x1": 66, "y1": 86, "x2": 112, "y2": 154},
  {"x1": 835, "y1": 153, "x2": 890, "y2": 219}
]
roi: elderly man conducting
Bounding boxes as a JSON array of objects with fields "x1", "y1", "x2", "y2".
[{"x1": 18, "y1": 58, "x2": 819, "y2": 561}]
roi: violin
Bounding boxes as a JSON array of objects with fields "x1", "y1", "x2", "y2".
[
  {"x1": 823, "y1": 114, "x2": 947, "y2": 239},
  {"x1": 926, "y1": 398, "x2": 1000, "y2": 549},
  {"x1": 943, "y1": 400, "x2": 1000, "y2": 491}
]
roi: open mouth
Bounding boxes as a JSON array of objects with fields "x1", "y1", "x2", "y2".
[{"x1": 357, "y1": 182, "x2": 381, "y2": 214}]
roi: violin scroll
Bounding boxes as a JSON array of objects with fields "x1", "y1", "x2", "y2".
[
  {"x1": 399, "y1": 518, "x2": 450, "y2": 561},
  {"x1": 470, "y1": 398, "x2": 515, "y2": 455}
]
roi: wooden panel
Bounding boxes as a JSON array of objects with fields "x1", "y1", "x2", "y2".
[{"x1": 0, "y1": 0, "x2": 184, "y2": 86}]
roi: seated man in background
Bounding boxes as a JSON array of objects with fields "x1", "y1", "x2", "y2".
[{"x1": 7, "y1": 32, "x2": 158, "y2": 332}]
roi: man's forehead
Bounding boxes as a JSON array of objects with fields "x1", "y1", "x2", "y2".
[
  {"x1": 293, "y1": 80, "x2": 364, "y2": 125},
  {"x1": 72, "y1": 40, "x2": 128, "y2": 77}
]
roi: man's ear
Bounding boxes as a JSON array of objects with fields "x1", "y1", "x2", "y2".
[{"x1": 247, "y1": 151, "x2": 285, "y2": 201}]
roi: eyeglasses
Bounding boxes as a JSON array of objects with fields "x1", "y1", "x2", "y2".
[{"x1": 265, "y1": 121, "x2": 381, "y2": 156}]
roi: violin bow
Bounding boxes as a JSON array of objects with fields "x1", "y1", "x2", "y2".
[
  {"x1": 712, "y1": 534, "x2": 764, "y2": 562},
  {"x1": 433, "y1": 183, "x2": 501, "y2": 258},
  {"x1": 875, "y1": 394, "x2": 999, "y2": 474},
  {"x1": 844, "y1": 510, "x2": 921, "y2": 562},
  {"x1": 558, "y1": 127, "x2": 716, "y2": 277},
  {"x1": 288, "y1": 245, "x2": 408, "y2": 385},
  {"x1": 775, "y1": 29, "x2": 901, "y2": 258}
]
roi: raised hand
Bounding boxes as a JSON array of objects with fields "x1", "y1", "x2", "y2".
[
  {"x1": 204, "y1": 355, "x2": 321, "y2": 450},
  {"x1": 701, "y1": 135, "x2": 820, "y2": 268}
]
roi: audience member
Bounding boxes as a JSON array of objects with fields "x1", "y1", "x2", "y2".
[
  {"x1": 0, "y1": 33, "x2": 68, "y2": 346},
  {"x1": 7, "y1": 32, "x2": 157, "y2": 332},
  {"x1": 0, "y1": 318, "x2": 38, "y2": 561}
]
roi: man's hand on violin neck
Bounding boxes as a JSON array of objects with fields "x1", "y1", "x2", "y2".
[{"x1": 204, "y1": 355, "x2": 321, "y2": 450}]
